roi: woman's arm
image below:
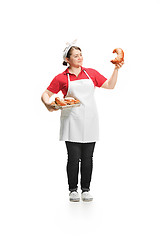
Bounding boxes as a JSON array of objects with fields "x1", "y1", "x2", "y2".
[
  {"x1": 41, "y1": 90, "x2": 58, "y2": 111},
  {"x1": 101, "y1": 61, "x2": 124, "y2": 89}
]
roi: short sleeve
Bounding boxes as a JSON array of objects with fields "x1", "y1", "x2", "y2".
[
  {"x1": 47, "y1": 76, "x2": 60, "y2": 94},
  {"x1": 93, "y1": 69, "x2": 107, "y2": 87}
]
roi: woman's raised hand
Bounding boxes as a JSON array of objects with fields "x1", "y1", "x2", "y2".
[{"x1": 115, "y1": 60, "x2": 124, "y2": 70}]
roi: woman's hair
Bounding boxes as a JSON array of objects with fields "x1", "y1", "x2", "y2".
[{"x1": 63, "y1": 46, "x2": 81, "y2": 66}]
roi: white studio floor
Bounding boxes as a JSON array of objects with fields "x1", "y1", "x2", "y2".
[{"x1": 1, "y1": 137, "x2": 160, "y2": 240}]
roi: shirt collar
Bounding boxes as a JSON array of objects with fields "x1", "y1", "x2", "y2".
[{"x1": 63, "y1": 66, "x2": 86, "y2": 75}]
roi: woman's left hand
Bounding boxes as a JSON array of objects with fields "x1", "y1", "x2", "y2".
[{"x1": 115, "y1": 61, "x2": 124, "y2": 70}]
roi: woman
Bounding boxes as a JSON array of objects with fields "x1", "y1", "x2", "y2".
[{"x1": 41, "y1": 41, "x2": 124, "y2": 202}]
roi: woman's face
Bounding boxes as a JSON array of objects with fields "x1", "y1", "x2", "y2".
[{"x1": 66, "y1": 49, "x2": 83, "y2": 67}]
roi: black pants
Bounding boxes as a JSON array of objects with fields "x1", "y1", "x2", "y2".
[{"x1": 65, "y1": 141, "x2": 96, "y2": 192}]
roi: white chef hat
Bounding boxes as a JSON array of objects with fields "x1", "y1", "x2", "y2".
[{"x1": 63, "y1": 39, "x2": 77, "y2": 61}]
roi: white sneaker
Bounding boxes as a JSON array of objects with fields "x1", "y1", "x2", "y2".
[
  {"x1": 81, "y1": 191, "x2": 93, "y2": 202},
  {"x1": 69, "y1": 191, "x2": 80, "y2": 202}
]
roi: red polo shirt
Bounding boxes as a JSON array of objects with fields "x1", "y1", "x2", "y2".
[{"x1": 47, "y1": 67, "x2": 107, "y2": 97}]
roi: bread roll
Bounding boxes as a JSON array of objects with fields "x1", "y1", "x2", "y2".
[
  {"x1": 55, "y1": 97, "x2": 67, "y2": 106},
  {"x1": 64, "y1": 97, "x2": 80, "y2": 105}
]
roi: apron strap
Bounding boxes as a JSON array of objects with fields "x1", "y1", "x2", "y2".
[
  {"x1": 67, "y1": 70, "x2": 91, "y2": 95},
  {"x1": 83, "y1": 69, "x2": 91, "y2": 80},
  {"x1": 67, "y1": 73, "x2": 70, "y2": 93}
]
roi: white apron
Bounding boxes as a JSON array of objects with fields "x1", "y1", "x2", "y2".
[{"x1": 59, "y1": 70, "x2": 99, "y2": 143}]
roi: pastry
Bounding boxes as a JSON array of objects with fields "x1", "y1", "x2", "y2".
[
  {"x1": 55, "y1": 97, "x2": 67, "y2": 106},
  {"x1": 110, "y1": 48, "x2": 124, "y2": 64}
]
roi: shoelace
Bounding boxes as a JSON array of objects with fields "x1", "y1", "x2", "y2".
[{"x1": 70, "y1": 192, "x2": 78, "y2": 196}]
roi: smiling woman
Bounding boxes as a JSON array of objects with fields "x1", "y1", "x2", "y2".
[
  {"x1": 41, "y1": 40, "x2": 124, "y2": 202},
  {"x1": 63, "y1": 46, "x2": 82, "y2": 67}
]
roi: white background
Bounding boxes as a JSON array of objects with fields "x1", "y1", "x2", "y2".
[{"x1": 0, "y1": 0, "x2": 160, "y2": 239}]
